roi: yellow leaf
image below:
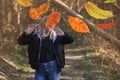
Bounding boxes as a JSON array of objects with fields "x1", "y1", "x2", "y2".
[
  {"x1": 16, "y1": 0, "x2": 32, "y2": 7},
  {"x1": 37, "y1": 3, "x2": 50, "y2": 15},
  {"x1": 104, "y1": 0, "x2": 116, "y2": 3},
  {"x1": 68, "y1": 16, "x2": 90, "y2": 33},
  {"x1": 85, "y1": 2, "x2": 114, "y2": 19}
]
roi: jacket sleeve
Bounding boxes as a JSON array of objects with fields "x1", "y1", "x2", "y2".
[
  {"x1": 17, "y1": 32, "x2": 32, "y2": 45},
  {"x1": 60, "y1": 32, "x2": 74, "y2": 44}
]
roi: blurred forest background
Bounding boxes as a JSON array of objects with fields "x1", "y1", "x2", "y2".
[{"x1": 0, "y1": 0, "x2": 120, "y2": 80}]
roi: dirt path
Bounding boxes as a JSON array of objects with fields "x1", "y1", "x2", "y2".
[
  {"x1": 61, "y1": 49, "x2": 86, "y2": 80},
  {"x1": 1, "y1": 47, "x2": 120, "y2": 80},
  {"x1": 0, "y1": 48, "x2": 94, "y2": 80},
  {"x1": 23, "y1": 48, "x2": 94, "y2": 80}
]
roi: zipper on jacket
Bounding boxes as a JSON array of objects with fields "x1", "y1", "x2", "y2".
[
  {"x1": 53, "y1": 43, "x2": 61, "y2": 67},
  {"x1": 37, "y1": 38, "x2": 42, "y2": 63}
]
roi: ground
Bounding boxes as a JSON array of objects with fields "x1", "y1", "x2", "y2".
[
  {"x1": 24, "y1": 48, "x2": 90, "y2": 80},
  {"x1": 0, "y1": 46, "x2": 119, "y2": 80}
]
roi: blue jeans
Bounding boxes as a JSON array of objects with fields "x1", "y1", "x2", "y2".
[{"x1": 35, "y1": 60, "x2": 60, "y2": 80}]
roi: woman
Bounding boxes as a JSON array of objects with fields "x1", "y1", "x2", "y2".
[{"x1": 17, "y1": 16, "x2": 73, "y2": 80}]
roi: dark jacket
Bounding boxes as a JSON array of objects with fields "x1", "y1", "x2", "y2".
[{"x1": 17, "y1": 31, "x2": 73, "y2": 70}]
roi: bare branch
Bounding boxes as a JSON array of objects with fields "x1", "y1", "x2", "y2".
[{"x1": 51, "y1": 0, "x2": 120, "y2": 48}]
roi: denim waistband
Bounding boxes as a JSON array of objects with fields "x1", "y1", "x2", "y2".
[
  {"x1": 37, "y1": 59, "x2": 59, "y2": 73},
  {"x1": 39, "y1": 57, "x2": 55, "y2": 63},
  {"x1": 39, "y1": 59, "x2": 57, "y2": 66}
]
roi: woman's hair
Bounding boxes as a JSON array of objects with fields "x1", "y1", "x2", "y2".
[
  {"x1": 39, "y1": 16, "x2": 48, "y2": 31},
  {"x1": 36, "y1": 16, "x2": 63, "y2": 40},
  {"x1": 38, "y1": 16, "x2": 49, "y2": 37}
]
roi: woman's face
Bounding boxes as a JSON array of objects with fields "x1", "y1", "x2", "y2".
[
  {"x1": 39, "y1": 16, "x2": 54, "y2": 34},
  {"x1": 44, "y1": 26, "x2": 50, "y2": 33},
  {"x1": 39, "y1": 23, "x2": 50, "y2": 34}
]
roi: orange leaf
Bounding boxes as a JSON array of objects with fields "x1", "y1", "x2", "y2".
[
  {"x1": 29, "y1": 8, "x2": 41, "y2": 20},
  {"x1": 97, "y1": 22, "x2": 115, "y2": 29},
  {"x1": 37, "y1": 3, "x2": 50, "y2": 15},
  {"x1": 68, "y1": 16, "x2": 90, "y2": 33},
  {"x1": 29, "y1": 3, "x2": 49, "y2": 20},
  {"x1": 46, "y1": 12, "x2": 61, "y2": 29}
]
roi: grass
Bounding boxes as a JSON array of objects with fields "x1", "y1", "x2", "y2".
[
  {"x1": 73, "y1": 61, "x2": 96, "y2": 71},
  {"x1": 10, "y1": 76, "x2": 25, "y2": 80},
  {"x1": 72, "y1": 51, "x2": 120, "y2": 80}
]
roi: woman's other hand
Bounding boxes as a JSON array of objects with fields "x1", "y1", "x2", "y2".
[
  {"x1": 54, "y1": 27, "x2": 64, "y2": 36},
  {"x1": 25, "y1": 24, "x2": 37, "y2": 35}
]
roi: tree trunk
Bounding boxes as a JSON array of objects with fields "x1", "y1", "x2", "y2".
[
  {"x1": 51, "y1": 0, "x2": 120, "y2": 48},
  {"x1": 0, "y1": 0, "x2": 6, "y2": 25}
]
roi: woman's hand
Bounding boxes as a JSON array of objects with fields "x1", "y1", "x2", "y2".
[
  {"x1": 25, "y1": 24, "x2": 37, "y2": 35},
  {"x1": 54, "y1": 27, "x2": 64, "y2": 36}
]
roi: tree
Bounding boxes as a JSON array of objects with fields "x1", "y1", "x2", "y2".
[{"x1": 51, "y1": 0, "x2": 120, "y2": 48}]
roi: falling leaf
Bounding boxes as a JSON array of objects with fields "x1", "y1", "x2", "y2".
[
  {"x1": 29, "y1": 8, "x2": 41, "y2": 20},
  {"x1": 16, "y1": 0, "x2": 32, "y2": 7},
  {"x1": 104, "y1": 0, "x2": 116, "y2": 3},
  {"x1": 29, "y1": 3, "x2": 49, "y2": 20},
  {"x1": 46, "y1": 12, "x2": 61, "y2": 29},
  {"x1": 85, "y1": 1, "x2": 114, "y2": 19},
  {"x1": 37, "y1": 3, "x2": 50, "y2": 15},
  {"x1": 97, "y1": 22, "x2": 115, "y2": 29},
  {"x1": 68, "y1": 16, "x2": 90, "y2": 33}
]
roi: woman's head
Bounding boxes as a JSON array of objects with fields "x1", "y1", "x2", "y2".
[
  {"x1": 36, "y1": 16, "x2": 64, "y2": 40},
  {"x1": 39, "y1": 16, "x2": 48, "y2": 33},
  {"x1": 39, "y1": 16, "x2": 52, "y2": 36}
]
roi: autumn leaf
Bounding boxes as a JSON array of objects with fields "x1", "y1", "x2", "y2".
[
  {"x1": 29, "y1": 3, "x2": 49, "y2": 20},
  {"x1": 104, "y1": 0, "x2": 116, "y2": 3},
  {"x1": 16, "y1": 0, "x2": 32, "y2": 7},
  {"x1": 37, "y1": 3, "x2": 50, "y2": 15},
  {"x1": 29, "y1": 8, "x2": 41, "y2": 20},
  {"x1": 85, "y1": 1, "x2": 114, "y2": 19},
  {"x1": 68, "y1": 16, "x2": 90, "y2": 33},
  {"x1": 46, "y1": 12, "x2": 61, "y2": 29},
  {"x1": 97, "y1": 22, "x2": 115, "y2": 29}
]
